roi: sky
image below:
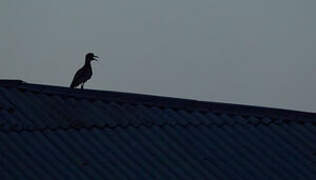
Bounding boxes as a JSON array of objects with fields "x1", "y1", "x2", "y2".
[{"x1": 1, "y1": 0, "x2": 316, "y2": 112}]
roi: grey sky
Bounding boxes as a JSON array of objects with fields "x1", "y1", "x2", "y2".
[{"x1": 1, "y1": 0, "x2": 316, "y2": 112}]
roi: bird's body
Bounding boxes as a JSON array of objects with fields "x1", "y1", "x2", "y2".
[
  {"x1": 70, "y1": 62, "x2": 92, "y2": 89},
  {"x1": 70, "y1": 53, "x2": 99, "y2": 89}
]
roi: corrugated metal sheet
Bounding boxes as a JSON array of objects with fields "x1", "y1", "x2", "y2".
[{"x1": 0, "y1": 80, "x2": 316, "y2": 180}]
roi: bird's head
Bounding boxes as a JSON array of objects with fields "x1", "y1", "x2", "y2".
[{"x1": 85, "y1": 53, "x2": 99, "y2": 62}]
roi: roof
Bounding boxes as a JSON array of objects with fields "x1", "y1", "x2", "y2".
[{"x1": 1, "y1": 80, "x2": 316, "y2": 179}]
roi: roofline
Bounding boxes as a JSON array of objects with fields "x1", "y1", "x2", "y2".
[{"x1": 1, "y1": 79, "x2": 316, "y2": 123}]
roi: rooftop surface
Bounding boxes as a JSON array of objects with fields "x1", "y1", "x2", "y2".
[
  {"x1": 1, "y1": 80, "x2": 315, "y2": 129},
  {"x1": 1, "y1": 80, "x2": 315, "y2": 179}
]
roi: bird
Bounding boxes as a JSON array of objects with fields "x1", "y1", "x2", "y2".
[{"x1": 70, "y1": 52, "x2": 99, "y2": 89}]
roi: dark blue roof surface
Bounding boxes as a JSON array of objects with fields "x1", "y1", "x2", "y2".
[{"x1": 1, "y1": 80, "x2": 316, "y2": 180}]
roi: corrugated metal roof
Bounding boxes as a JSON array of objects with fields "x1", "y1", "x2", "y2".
[{"x1": 1, "y1": 80, "x2": 316, "y2": 180}]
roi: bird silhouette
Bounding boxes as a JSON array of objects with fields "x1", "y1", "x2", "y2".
[{"x1": 70, "y1": 53, "x2": 99, "y2": 89}]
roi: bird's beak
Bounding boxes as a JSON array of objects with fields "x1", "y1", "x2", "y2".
[{"x1": 93, "y1": 55, "x2": 99, "y2": 61}]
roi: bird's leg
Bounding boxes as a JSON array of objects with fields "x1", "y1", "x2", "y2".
[{"x1": 81, "y1": 83, "x2": 84, "y2": 90}]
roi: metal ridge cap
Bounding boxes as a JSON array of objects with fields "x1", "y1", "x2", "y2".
[
  {"x1": 4, "y1": 80, "x2": 316, "y2": 122},
  {"x1": 0, "y1": 80, "x2": 24, "y2": 87}
]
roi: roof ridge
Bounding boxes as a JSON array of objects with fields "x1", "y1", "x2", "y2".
[
  {"x1": 0, "y1": 80, "x2": 24, "y2": 87},
  {"x1": 1, "y1": 80, "x2": 316, "y2": 123}
]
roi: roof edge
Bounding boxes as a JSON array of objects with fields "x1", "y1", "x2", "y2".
[
  {"x1": 0, "y1": 80, "x2": 24, "y2": 87},
  {"x1": 1, "y1": 80, "x2": 316, "y2": 122}
]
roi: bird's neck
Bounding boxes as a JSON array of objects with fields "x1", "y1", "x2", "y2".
[{"x1": 84, "y1": 60, "x2": 92, "y2": 67}]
